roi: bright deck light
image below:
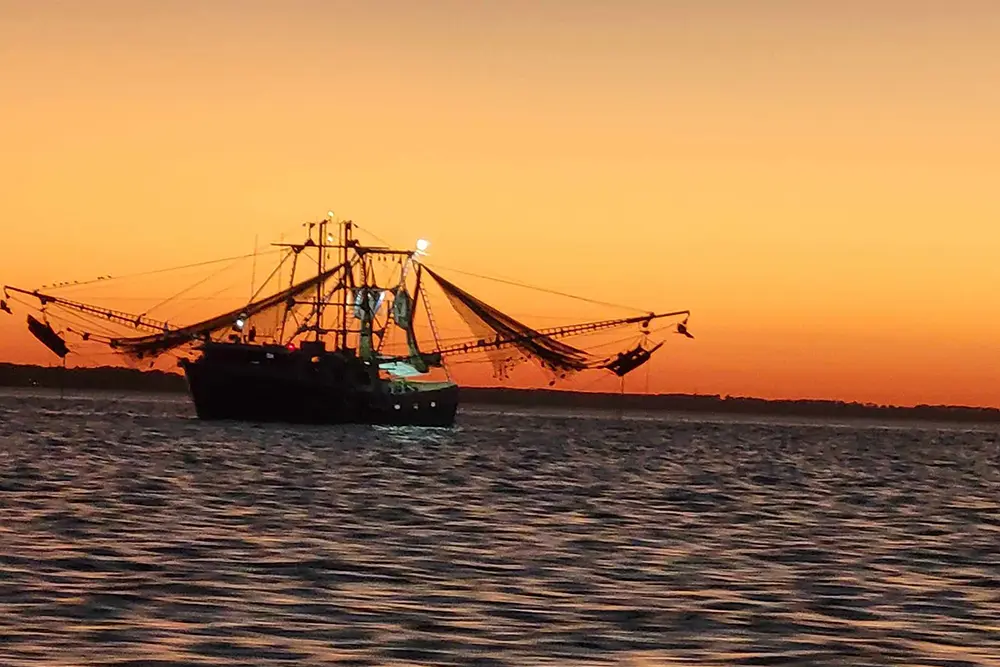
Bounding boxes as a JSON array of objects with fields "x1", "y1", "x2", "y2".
[{"x1": 416, "y1": 239, "x2": 430, "y2": 252}]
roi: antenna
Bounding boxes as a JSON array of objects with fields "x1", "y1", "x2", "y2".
[{"x1": 315, "y1": 217, "x2": 326, "y2": 341}]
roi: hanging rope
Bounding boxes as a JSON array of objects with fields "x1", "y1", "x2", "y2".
[
  {"x1": 41, "y1": 250, "x2": 281, "y2": 292},
  {"x1": 424, "y1": 263, "x2": 650, "y2": 314}
]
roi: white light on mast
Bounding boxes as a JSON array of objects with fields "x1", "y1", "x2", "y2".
[{"x1": 416, "y1": 239, "x2": 430, "y2": 253}]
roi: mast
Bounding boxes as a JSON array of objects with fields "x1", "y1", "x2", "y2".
[
  {"x1": 315, "y1": 218, "x2": 324, "y2": 342},
  {"x1": 340, "y1": 219, "x2": 353, "y2": 350},
  {"x1": 269, "y1": 215, "x2": 359, "y2": 348},
  {"x1": 278, "y1": 241, "x2": 298, "y2": 343}
]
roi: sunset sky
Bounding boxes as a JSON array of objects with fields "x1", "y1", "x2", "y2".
[{"x1": 2, "y1": 1, "x2": 999, "y2": 407}]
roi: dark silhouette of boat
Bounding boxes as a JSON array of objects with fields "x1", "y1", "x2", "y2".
[{"x1": 3, "y1": 216, "x2": 693, "y2": 426}]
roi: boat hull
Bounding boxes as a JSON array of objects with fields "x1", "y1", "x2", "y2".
[{"x1": 179, "y1": 343, "x2": 459, "y2": 426}]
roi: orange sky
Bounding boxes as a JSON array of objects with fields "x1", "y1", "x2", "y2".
[{"x1": 2, "y1": 1, "x2": 999, "y2": 407}]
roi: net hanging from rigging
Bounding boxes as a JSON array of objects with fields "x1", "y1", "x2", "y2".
[
  {"x1": 109, "y1": 262, "x2": 347, "y2": 358},
  {"x1": 422, "y1": 267, "x2": 592, "y2": 378}
]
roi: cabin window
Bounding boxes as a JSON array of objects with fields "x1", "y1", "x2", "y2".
[
  {"x1": 394, "y1": 404, "x2": 400, "y2": 410},
  {"x1": 430, "y1": 401, "x2": 436, "y2": 407}
]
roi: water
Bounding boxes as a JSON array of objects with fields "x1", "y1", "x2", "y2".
[{"x1": 1, "y1": 389, "x2": 998, "y2": 666}]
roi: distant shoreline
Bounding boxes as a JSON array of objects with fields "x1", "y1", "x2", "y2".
[{"x1": 2, "y1": 362, "x2": 999, "y2": 424}]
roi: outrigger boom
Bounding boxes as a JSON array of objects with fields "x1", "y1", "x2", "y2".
[{"x1": 415, "y1": 310, "x2": 692, "y2": 361}]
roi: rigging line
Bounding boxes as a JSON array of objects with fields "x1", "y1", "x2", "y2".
[
  {"x1": 5, "y1": 294, "x2": 41, "y2": 311},
  {"x1": 45, "y1": 313, "x2": 111, "y2": 341},
  {"x1": 3, "y1": 295, "x2": 125, "y2": 337},
  {"x1": 577, "y1": 369, "x2": 621, "y2": 393},
  {"x1": 351, "y1": 224, "x2": 394, "y2": 248},
  {"x1": 68, "y1": 349, "x2": 119, "y2": 357},
  {"x1": 164, "y1": 251, "x2": 292, "y2": 319},
  {"x1": 6, "y1": 294, "x2": 137, "y2": 340},
  {"x1": 423, "y1": 262, "x2": 651, "y2": 314},
  {"x1": 581, "y1": 332, "x2": 651, "y2": 354},
  {"x1": 428, "y1": 323, "x2": 630, "y2": 347},
  {"x1": 48, "y1": 306, "x2": 127, "y2": 339},
  {"x1": 436, "y1": 357, "x2": 493, "y2": 367},
  {"x1": 8, "y1": 294, "x2": 160, "y2": 344},
  {"x1": 42, "y1": 249, "x2": 283, "y2": 291},
  {"x1": 152, "y1": 248, "x2": 293, "y2": 323},
  {"x1": 583, "y1": 322, "x2": 679, "y2": 353},
  {"x1": 246, "y1": 249, "x2": 292, "y2": 304},
  {"x1": 159, "y1": 277, "x2": 249, "y2": 323},
  {"x1": 140, "y1": 253, "x2": 252, "y2": 318},
  {"x1": 424, "y1": 321, "x2": 680, "y2": 369},
  {"x1": 44, "y1": 295, "x2": 248, "y2": 302}
]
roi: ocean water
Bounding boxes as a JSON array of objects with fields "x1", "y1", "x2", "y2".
[{"x1": 1, "y1": 389, "x2": 998, "y2": 666}]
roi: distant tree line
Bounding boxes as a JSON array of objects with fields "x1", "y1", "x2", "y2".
[
  {"x1": 2, "y1": 362, "x2": 998, "y2": 423},
  {"x1": 0, "y1": 363, "x2": 187, "y2": 393},
  {"x1": 460, "y1": 387, "x2": 1000, "y2": 423}
]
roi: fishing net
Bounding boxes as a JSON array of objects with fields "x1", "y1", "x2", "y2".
[
  {"x1": 110, "y1": 263, "x2": 346, "y2": 358},
  {"x1": 422, "y1": 267, "x2": 592, "y2": 378}
]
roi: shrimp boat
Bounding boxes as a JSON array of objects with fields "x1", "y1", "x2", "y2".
[{"x1": 2, "y1": 216, "x2": 693, "y2": 426}]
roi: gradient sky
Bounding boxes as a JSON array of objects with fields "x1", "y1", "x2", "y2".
[{"x1": 2, "y1": 0, "x2": 999, "y2": 406}]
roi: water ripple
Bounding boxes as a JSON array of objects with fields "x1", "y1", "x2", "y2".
[{"x1": 0, "y1": 390, "x2": 998, "y2": 665}]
